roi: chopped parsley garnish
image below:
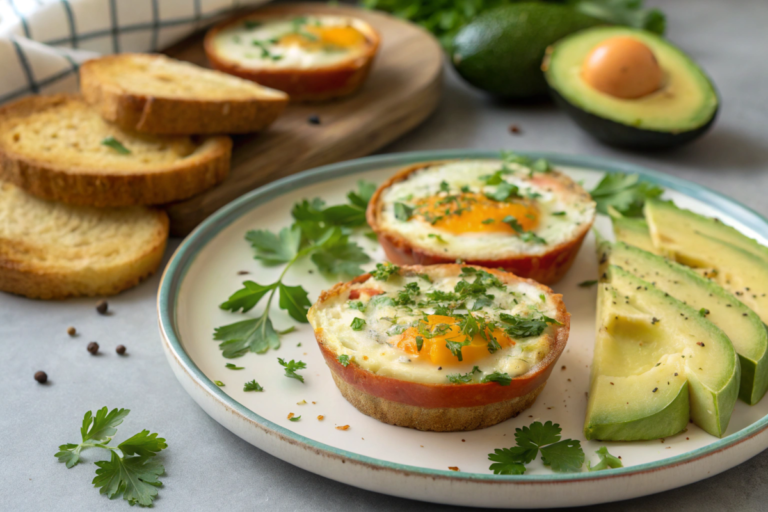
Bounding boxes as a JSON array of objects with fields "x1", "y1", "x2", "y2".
[
  {"x1": 348, "y1": 300, "x2": 366, "y2": 312},
  {"x1": 289, "y1": 415, "x2": 301, "y2": 422},
  {"x1": 488, "y1": 421, "x2": 585, "y2": 475},
  {"x1": 578, "y1": 280, "x2": 598, "y2": 288},
  {"x1": 394, "y1": 202, "x2": 414, "y2": 221},
  {"x1": 371, "y1": 262, "x2": 400, "y2": 281},
  {"x1": 214, "y1": 380, "x2": 225, "y2": 387},
  {"x1": 499, "y1": 313, "x2": 559, "y2": 338},
  {"x1": 589, "y1": 172, "x2": 664, "y2": 217},
  {"x1": 552, "y1": 211, "x2": 567, "y2": 216},
  {"x1": 481, "y1": 371, "x2": 512, "y2": 386},
  {"x1": 481, "y1": 218, "x2": 495, "y2": 224},
  {"x1": 439, "y1": 180, "x2": 450, "y2": 192},
  {"x1": 486, "y1": 180, "x2": 521, "y2": 202},
  {"x1": 445, "y1": 338, "x2": 471, "y2": 361},
  {"x1": 415, "y1": 336, "x2": 424, "y2": 351},
  {"x1": 278, "y1": 358, "x2": 307, "y2": 383},
  {"x1": 428, "y1": 233, "x2": 448, "y2": 244},
  {"x1": 417, "y1": 273, "x2": 432, "y2": 283},
  {"x1": 55, "y1": 407, "x2": 167, "y2": 506},
  {"x1": 501, "y1": 151, "x2": 552, "y2": 176},
  {"x1": 350, "y1": 318, "x2": 366, "y2": 331},
  {"x1": 503, "y1": 216, "x2": 546, "y2": 244},
  {"x1": 101, "y1": 136, "x2": 131, "y2": 154},
  {"x1": 225, "y1": 363, "x2": 245, "y2": 370},
  {"x1": 520, "y1": 231, "x2": 546, "y2": 244},
  {"x1": 486, "y1": 335, "x2": 502, "y2": 354},
  {"x1": 587, "y1": 447, "x2": 623, "y2": 471},
  {"x1": 243, "y1": 380, "x2": 264, "y2": 392},
  {"x1": 337, "y1": 354, "x2": 351, "y2": 367},
  {"x1": 447, "y1": 366, "x2": 481, "y2": 384}
]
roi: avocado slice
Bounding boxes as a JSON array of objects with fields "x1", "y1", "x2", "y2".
[
  {"x1": 585, "y1": 265, "x2": 740, "y2": 440},
  {"x1": 645, "y1": 199, "x2": 768, "y2": 325},
  {"x1": 451, "y1": 4, "x2": 602, "y2": 99},
  {"x1": 611, "y1": 215, "x2": 659, "y2": 254},
  {"x1": 543, "y1": 27, "x2": 718, "y2": 149},
  {"x1": 600, "y1": 238, "x2": 768, "y2": 405}
]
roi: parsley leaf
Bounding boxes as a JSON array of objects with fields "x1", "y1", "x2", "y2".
[
  {"x1": 225, "y1": 363, "x2": 244, "y2": 370},
  {"x1": 310, "y1": 228, "x2": 370, "y2": 276},
  {"x1": 573, "y1": 0, "x2": 665, "y2": 34},
  {"x1": 214, "y1": 380, "x2": 225, "y2": 387},
  {"x1": 587, "y1": 446, "x2": 623, "y2": 471},
  {"x1": 213, "y1": 314, "x2": 280, "y2": 358},
  {"x1": 56, "y1": 408, "x2": 167, "y2": 506},
  {"x1": 289, "y1": 415, "x2": 301, "y2": 422},
  {"x1": 246, "y1": 226, "x2": 301, "y2": 265},
  {"x1": 348, "y1": 300, "x2": 366, "y2": 312},
  {"x1": 394, "y1": 202, "x2": 414, "y2": 221},
  {"x1": 515, "y1": 421, "x2": 561, "y2": 449},
  {"x1": 371, "y1": 262, "x2": 400, "y2": 281},
  {"x1": 428, "y1": 233, "x2": 447, "y2": 244},
  {"x1": 278, "y1": 283, "x2": 311, "y2": 322},
  {"x1": 540, "y1": 439, "x2": 585, "y2": 473},
  {"x1": 347, "y1": 180, "x2": 377, "y2": 209},
  {"x1": 278, "y1": 358, "x2": 307, "y2": 383},
  {"x1": 219, "y1": 281, "x2": 276, "y2": 313},
  {"x1": 445, "y1": 338, "x2": 470, "y2": 361},
  {"x1": 244, "y1": 380, "x2": 264, "y2": 392},
  {"x1": 481, "y1": 371, "x2": 512, "y2": 386},
  {"x1": 351, "y1": 318, "x2": 366, "y2": 331},
  {"x1": 93, "y1": 451, "x2": 165, "y2": 506},
  {"x1": 501, "y1": 151, "x2": 551, "y2": 175},
  {"x1": 488, "y1": 445, "x2": 538, "y2": 475},
  {"x1": 338, "y1": 354, "x2": 351, "y2": 367},
  {"x1": 589, "y1": 173, "x2": 664, "y2": 217},
  {"x1": 578, "y1": 280, "x2": 598, "y2": 288},
  {"x1": 101, "y1": 136, "x2": 131, "y2": 154}
]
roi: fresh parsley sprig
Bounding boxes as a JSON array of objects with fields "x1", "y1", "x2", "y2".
[
  {"x1": 213, "y1": 182, "x2": 376, "y2": 358},
  {"x1": 589, "y1": 172, "x2": 664, "y2": 217},
  {"x1": 55, "y1": 407, "x2": 167, "y2": 507},
  {"x1": 488, "y1": 421, "x2": 583, "y2": 475},
  {"x1": 279, "y1": 358, "x2": 307, "y2": 383}
]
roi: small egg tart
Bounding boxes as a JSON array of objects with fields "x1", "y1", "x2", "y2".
[
  {"x1": 367, "y1": 160, "x2": 596, "y2": 284},
  {"x1": 204, "y1": 5, "x2": 380, "y2": 102},
  {"x1": 307, "y1": 264, "x2": 570, "y2": 431}
]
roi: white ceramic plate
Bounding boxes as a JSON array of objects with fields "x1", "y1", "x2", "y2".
[{"x1": 158, "y1": 150, "x2": 768, "y2": 508}]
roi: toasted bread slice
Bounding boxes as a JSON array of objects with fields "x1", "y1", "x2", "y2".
[
  {"x1": 0, "y1": 94, "x2": 232, "y2": 207},
  {"x1": 0, "y1": 181, "x2": 168, "y2": 299},
  {"x1": 80, "y1": 53, "x2": 289, "y2": 134},
  {"x1": 204, "y1": 6, "x2": 380, "y2": 102}
]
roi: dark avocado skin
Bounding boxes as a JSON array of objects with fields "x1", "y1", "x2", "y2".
[
  {"x1": 452, "y1": 4, "x2": 602, "y2": 99},
  {"x1": 550, "y1": 88, "x2": 719, "y2": 149}
]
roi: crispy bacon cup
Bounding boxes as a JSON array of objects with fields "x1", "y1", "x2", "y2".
[
  {"x1": 367, "y1": 159, "x2": 596, "y2": 285},
  {"x1": 307, "y1": 264, "x2": 570, "y2": 431},
  {"x1": 204, "y1": 6, "x2": 380, "y2": 102}
]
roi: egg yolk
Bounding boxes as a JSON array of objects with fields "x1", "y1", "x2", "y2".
[
  {"x1": 396, "y1": 315, "x2": 514, "y2": 367},
  {"x1": 582, "y1": 36, "x2": 663, "y2": 99},
  {"x1": 415, "y1": 193, "x2": 539, "y2": 234},
  {"x1": 278, "y1": 25, "x2": 366, "y2": 51}
]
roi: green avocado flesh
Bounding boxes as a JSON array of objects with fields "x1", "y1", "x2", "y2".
[
  {"x1": 451, "y1": 3, "x2": 602, "y2": 98},
  {"x1": 611, "y1": 216, "x2": 659, "y2": 254},
  {"x1": 544, "y1": 27, "x2": 718, "y2": 133},
  {"x1": 645, "y1": 199, "x2": 768, "y2": 326},
  {"x1": 601, "y1": 237, "x2": 768, "y2": 405},
  {"x1": 585, "y1": 265, "x2": 740, "y2": 440}
]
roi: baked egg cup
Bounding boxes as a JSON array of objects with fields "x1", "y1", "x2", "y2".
[
  {"x1": 204, "y1": 6, "x2": 380, "y2": 102},
  {"x1": 367, "y1": 160, "x2": 596, "y2": 285},
  {"x1": 307, "y1": 264, "x2": 570, "y2": 432}
]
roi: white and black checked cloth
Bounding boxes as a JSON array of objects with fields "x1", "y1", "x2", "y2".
[{"x1": 0, "y1": 0, "x2": 269, "y2": 105}]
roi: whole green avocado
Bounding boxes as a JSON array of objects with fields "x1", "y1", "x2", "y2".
[{"x1": 451, "y1": 3, "x2": 602, "y2": 99}]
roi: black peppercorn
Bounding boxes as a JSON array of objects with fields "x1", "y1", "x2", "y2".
[
  {"x1": 87, "y1": 342, "x2": 99, "y2": 354},
  {"x1": 116, "y1": 345, "x2": 126, "y2": 355},
  {"x1": 34, "y1": 371, "x2": 48, "y2": 383},
  {"x1": 96, "y1": 300, "x2": 108, "y2": 315},
  {"x1": 307, "y1": 114, "x2": 321, "y2": 125}
]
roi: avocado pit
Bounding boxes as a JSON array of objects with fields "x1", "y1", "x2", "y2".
[{"x1": 582, "y1": 36, "x2": 663, "y2": 99}]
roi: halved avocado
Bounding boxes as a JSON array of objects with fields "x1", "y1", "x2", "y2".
[
  {"x1": 585, "y1": 265, "x2": 740, "y2": 440},
  {"x1": 645, "y1": 199, "x2": 768, "y2": 324},
  {"x1": 543, "y1": 27, "x2": 719, "y2": 149},
  {"x1": 600, "y1": 238, "x2": 768, "y2": 405}
]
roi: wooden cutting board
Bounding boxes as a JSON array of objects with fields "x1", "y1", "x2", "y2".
[{"x1": 163, "y1": 3, "x2": 443, "y2": 236}]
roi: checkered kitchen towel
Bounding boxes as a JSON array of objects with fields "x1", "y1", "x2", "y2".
[{"x1": 0, "y1": 0, "x2": 269, "y2": 105}]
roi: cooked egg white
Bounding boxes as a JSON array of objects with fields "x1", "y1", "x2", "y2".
[
  {"x1": 378, "y1": 160, "x2": 596, "y2": 260},
  {"x1": 213, "y1": 15, "x2": 371, "y2": 69},
  {"x1": 309, "y1": 266, "x2": 559, "y2": 385}
]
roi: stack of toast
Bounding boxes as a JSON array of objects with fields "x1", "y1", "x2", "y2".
[{"x1": 0, "y1": 53, "x2": 288, "y2": 299}]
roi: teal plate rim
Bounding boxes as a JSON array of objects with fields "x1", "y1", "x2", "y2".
[{"x1": 157, "y1": 149, "x2": 768, "y2": 483}]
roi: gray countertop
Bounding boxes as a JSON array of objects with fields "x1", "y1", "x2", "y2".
[{"x1": 3, "y1": 1, "x2": 768, "y2": 510}]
